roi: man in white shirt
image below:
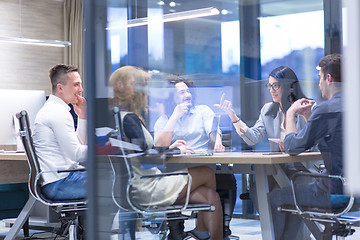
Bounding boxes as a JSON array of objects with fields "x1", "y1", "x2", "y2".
[{"x1": 33, "y1": 64, "x2": 87, "y2": 200}]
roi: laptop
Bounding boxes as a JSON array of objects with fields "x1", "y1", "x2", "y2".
[{"x1": 174, "y1": 115, "x2": 219, "y2": 157}]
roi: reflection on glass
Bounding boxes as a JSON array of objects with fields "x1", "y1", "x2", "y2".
[
  {"x1": 260, "y1": 10, "x2": 325, "y2": 101},
  {"x1": 107, "y1": 7, "x2": 128, "y2": 71},
  {"x1": 91, "y1": 1, "x2": 355, "y2": 239},
  {"x1": 221, "y1": 21, "x2": 240, "y2": 74},
  {"x1": 106, "y1": 66, "x2": 225, "y2": 240}
]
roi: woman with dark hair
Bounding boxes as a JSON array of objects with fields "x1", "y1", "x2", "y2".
[
  {"x1": 267, "y1": 66, "x2": 307, "y2": 115},
  {"x1": 216, "y1": 66, "x2": 313, "y2": 240},
  {"x1": 216, "y1": 66, "x2": 308, "y2": 152}
]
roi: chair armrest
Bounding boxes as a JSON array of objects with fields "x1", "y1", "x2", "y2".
[
  {"x1": 290, "y1": 172, "x2": 354, "y2": 218},
  {"x1": 35, "y1": 169, "x2": 86, "y2": 187},
  {"x1": 57, "y1": 168, "x2": 86, "y2": 173},
  {"x1": 141, "y1": 148, "x2": 182, "y2": 164},
  {"x1": 140, "y1": 171, "x2": 188, "y2": 179}
]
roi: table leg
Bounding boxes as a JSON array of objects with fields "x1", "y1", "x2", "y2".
[
  {"x1": 5, "y1": 195, "x2": 37, "y2": 240},
  {"x1": 254, "y1": 165, "x2": 275, "y2": 240},
  {"x1": 272, "y1": 165, "x2": 291, "y2": 188}
]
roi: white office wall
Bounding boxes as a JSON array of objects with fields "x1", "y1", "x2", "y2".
[{"x1": 0, "y1": 0, "x2": 64, "y2": 95}]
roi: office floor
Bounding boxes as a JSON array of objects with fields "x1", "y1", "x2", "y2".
[{"x1": 1, "y1": 218, "x2": 360, "y2": 240}]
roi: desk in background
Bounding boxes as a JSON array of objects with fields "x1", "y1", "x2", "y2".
[
  {"x1": 0, "y1": 153, "x2": 28, "y2": 184},
  {"x1": 0, "y1": 153, "x2": 62, "y2": 240},
  {"x1": 0, "y1": 153, "x2": 29, "y2": 229}
]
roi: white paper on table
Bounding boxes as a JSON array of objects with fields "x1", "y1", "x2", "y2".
[
  {"x1": 109, "y1": 137, "x2": 142, "y2": 151},
  {"x1": 95, "y1": 127, "x2": 115, "y2": 136},
  {"x1": 268, "y1": 138, "x2": 283, "y2": 144}
]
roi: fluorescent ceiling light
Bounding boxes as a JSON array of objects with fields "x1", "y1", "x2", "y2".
[
  {"x1": 157, "y1": 1, "x2": 165, "y2": 6},
  {"x1": 0, "y1": 0, "x2": 71, "y2": 48},
  {"x1": 0, "y1": 37, "x2": 71, "y2": 48},
  {"x1": 106, "y1": 7, "x2": 220, "y2": 30}
]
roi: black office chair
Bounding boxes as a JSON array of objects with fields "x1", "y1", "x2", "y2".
[
  {"x1": 8, "y1": 110, "x2": 87, "y2": 240},
  {"x1": 214, "y1": 131, "x2": 239, "y2": 240},
  {"x1": 108, "y1": 153, "x2": 216, "y2": 239},
  {"x1": 109, "y1": 107, "x2": 215, "y2": 239},
  {"x1": 279, "y1": 172, "x2": 360, "y2": 240}
]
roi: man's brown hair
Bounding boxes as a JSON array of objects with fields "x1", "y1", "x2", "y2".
[
  {"x1": 49, "y1": 64, "x2": 79, "y2": 92},
  {"x1": 318, "y1": 54, "x2": 341, "y2": 82}
]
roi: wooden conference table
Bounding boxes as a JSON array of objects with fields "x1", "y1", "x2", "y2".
[
  {"x1": 0, "y1": 151, "x2": 322, "y2": 240},
  {"x1": 167, "y1": 151, "x2": 322, "y2": 240}
]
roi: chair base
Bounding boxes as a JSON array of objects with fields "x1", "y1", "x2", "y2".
[
  {"x1": 57, "y1": 212, "x2": 85, "y2": 240},
  {"x1": 279, "y1": 205, "x2": 360, "y2": 239}
]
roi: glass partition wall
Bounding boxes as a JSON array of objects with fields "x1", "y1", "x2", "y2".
[{"x1": 83, "y1": 0, "x2": 355, "y2": 239}]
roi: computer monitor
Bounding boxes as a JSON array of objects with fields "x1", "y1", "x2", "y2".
[{"x1": 0, "y1": 89, "x2": 46, "y2": 151}]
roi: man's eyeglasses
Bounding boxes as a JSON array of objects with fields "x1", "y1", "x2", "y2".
[{"x1": 265, "y1": 83, "x2": 281, "y2": 91}]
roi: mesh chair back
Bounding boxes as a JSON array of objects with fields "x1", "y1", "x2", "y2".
[
  {"x1": 110, "y1": 107, "x2": 215, "y2": 217},
  {"x1": 110, "y1": 107, "x2": 144, "y2": 212}
]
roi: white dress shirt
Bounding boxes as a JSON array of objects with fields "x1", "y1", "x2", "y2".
[{"x1": 32, "y1": 95, "x2": 87, "y2": 185}]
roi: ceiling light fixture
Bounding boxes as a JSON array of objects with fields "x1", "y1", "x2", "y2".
[
  {"x1": 106, "y1": 7, "x2": 220, "y2": 30},
  {"x1": 221, "y1": 9, "x2": 229, "y2": 15},
  {"x1": 157, "y1": 1, "x2": 165, "y2": 6},
  {"x1": 0, "y1": 37, "x2": 71, "y2": 48},
  {"x1": 0, "y1": 0, "x2": 71, "y2": 47}
]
